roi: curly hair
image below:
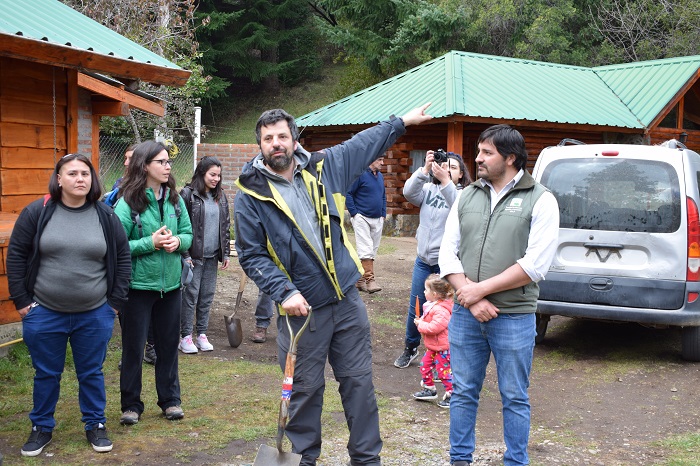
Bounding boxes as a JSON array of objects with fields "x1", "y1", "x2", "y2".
[{"x1": 425, "y1": 273, "x2": 454, "y2": 300}]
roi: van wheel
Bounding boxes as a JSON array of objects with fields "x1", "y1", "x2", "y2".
[
  {"x1": 681, "y1": 326, "x2": 700, "y2": 361},
  {"x1": 535, "y1": 313, "x2": 549, "y2": 345}
]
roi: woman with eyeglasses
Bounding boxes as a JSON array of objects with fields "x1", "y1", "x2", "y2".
[
  {"x1": 7, "y1": 153, "x2": 131, "y2": 456},
  {"x1": 178, "y1": 156, "x2": 230, "y2": 354},
  {"x1": 113, "y1": 140, "x2": 193, "y2": 426},
  {"x1": 394, "y1": 151, "x2": 471, "y2": 369}
]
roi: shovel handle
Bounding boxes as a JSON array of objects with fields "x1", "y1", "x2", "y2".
[{"x1": 275, "y1": 308, "x2": 312, "y2": 453}]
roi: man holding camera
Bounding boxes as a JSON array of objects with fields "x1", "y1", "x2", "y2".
[{"x1": 347, "y1": 156, "x2": 387, "y2": 293}]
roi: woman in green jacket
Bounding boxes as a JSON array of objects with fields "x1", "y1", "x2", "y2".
[{"x1": 114, "y1": 141, "x2": 193, "y2": 425}]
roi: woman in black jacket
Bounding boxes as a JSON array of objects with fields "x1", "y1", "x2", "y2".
[
  {"x1": 7, "y1": 153, "x2": 131, "y2": 457},
  {"x1": 178, "y1": 156, "x2": 230, "y2": 353}
]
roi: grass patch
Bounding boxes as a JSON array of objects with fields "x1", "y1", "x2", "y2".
[
  {"x1": 657, "y1": 432, "x2": 700, "y2": 465},
  {"x1": 205, "y1": 63, "x2": 349, "y2": 144},
  {"x1": 377, "y1": 242, "x2": 397, "y2": 255}
]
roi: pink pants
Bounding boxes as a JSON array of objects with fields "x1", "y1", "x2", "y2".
[{"x1": 419, "y1": 349, "x2": 453, "y2": 393}]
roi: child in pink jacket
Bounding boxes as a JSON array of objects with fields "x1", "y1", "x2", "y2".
[{"x1": 413, "y1": 274, "x2": 454, "y2": 408}]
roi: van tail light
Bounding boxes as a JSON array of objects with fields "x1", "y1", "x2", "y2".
[{"x1": 688, "y1": 198, "x2": 700, "y2": 281}]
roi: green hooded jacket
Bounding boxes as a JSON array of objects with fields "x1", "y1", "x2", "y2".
[{"x1": 115, "y1": 187, "x2": 193, "y2": 293}]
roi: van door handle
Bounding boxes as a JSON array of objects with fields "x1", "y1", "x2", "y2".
[
  {"x1": 583, "y1": 243, "x2": 624, "y2": 250},
  {"x1": 589, "y1": 277, "x2": 613, "y2": 291}
]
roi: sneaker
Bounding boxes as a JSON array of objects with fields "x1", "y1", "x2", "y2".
[
  {"x1": 120, "y1": 410, "x2": 140, "y2": 425},
  {"x1": 413, "y1": 387, "x2": 438, "y2": 401},
  {"x1": 21, "y1": 426, "x2": 52, "y2": 457},
  {"x1": 178, "y1": 335, "x2": 198, "y2": 354},
  {"x1": 251, "y1": 326, "x2": 267, "y2": 343},
  {"x1": 196, "y1": 334, "x2": 214, "y2": 351},
  {"x1": 394, "y1": 346, "x2": 419, "y2": 368},
  {"x1": 143, "y1": 343, "x2": 157, "y2": 364},
  {"x1": 164, "y1": 405, "x2": 184, "y2": 420},
  {"x1": 438, "y1": 392, "x2": 451, "y2": 408},
  {"x1": 86, "y1": 423, "x2": 113, "y2": 452}
]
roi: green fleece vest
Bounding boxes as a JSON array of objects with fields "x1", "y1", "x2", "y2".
[{"x1": 457, "y1": 171, "x2": 546, "y2": 313}]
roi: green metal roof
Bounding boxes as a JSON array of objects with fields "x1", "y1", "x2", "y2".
[
  {"x1": 594, "y1": 56, "x2": 700, "y2": 126},
  {"x1": 298, "y1": 51, "x2": 700, "y2": 130},
  {"x1": 0, "y1": 0, "x2": 181, "y2": 71}
]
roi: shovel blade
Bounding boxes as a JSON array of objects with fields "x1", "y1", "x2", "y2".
[
  {"x1": 224, "y1": 315, "x2": 243, "y2": 348},
  {"x1": 253, "y1": 444, "x2": 302, "y2": 466}
]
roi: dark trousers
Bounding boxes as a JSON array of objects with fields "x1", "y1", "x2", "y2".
[
  {"x1": 278, "y1": 288, "x2": 382, "y2": 465},
  {"x1": 120, "y1": 288, "x2": 182, "y2": 414}
]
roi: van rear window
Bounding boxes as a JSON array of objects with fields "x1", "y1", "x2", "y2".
[{"x1": 540, "y1": 158, "x2": 681, "y2": 233}]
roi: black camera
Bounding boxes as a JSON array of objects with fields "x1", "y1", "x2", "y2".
[
  {"x1": 433, "y1": 149, "x2": 448, "y2": 164},
  {"x1": 430, "y1": 149, "x2": 449, "y2": 184}
]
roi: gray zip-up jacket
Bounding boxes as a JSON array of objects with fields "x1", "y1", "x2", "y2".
[{"x1": 403, "y1": 168, "x2": 460, "y2": 266}]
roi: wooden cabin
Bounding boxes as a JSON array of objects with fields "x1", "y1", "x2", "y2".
[
  {"x1": 297, "y1": 51, "x2": 700, "y2": 235},
  {"x1": 0, "y1": 0, "x2": 190, "y2": 333}
]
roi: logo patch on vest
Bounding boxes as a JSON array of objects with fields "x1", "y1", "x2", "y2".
[{"x1": 505, "y1": 198, "x2": 524, "y2": 212}]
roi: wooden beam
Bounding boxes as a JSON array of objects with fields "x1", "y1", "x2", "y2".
[
  {"x1": 67, "y1": 69, "x2": 78, "y2": 154},
  {"x1": 92, "y1": 116, "x2": 100, "y2": 172},
  {"x1": 92, "y1": 101, "x2": 129, "y2": 116},
  {"x1": 0, "y1": 34, "x2": 190, "y2": 87},
  {"x1": 77, "y1": 73, "x2": 164, "y2": 117},
  {"x1": 446, "y1": 121, "x2": 464, "y2": 156}
]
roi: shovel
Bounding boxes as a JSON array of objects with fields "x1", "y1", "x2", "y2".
[
  {"x1": 224, "y1": 270, "x2": 246, "y2": 347},
  {"x1": 253, "y1": 306, "x2": 312, "y2": 466}
]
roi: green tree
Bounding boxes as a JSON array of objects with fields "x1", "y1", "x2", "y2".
[
  {"x1": 63, "y1": 0, "x2": 210, "y2": 141},
  {"x1": 196, "y1": 0, "x2": 323, "y2": 94}
]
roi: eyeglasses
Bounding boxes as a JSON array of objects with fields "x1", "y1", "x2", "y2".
[{"x1": 151, "y1": 159, "x2": 173, "y2": 167}]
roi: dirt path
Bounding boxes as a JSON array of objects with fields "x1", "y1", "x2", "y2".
[{"x1": 202, "y1": 235, "x2": 700, "y2": 465}]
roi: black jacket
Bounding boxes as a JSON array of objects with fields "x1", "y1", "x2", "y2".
[
  {"x1": 179, "y1": 186, "x2": 230, "y2": 262},
  {"x1": 7, "y1": 198, "x2": 132, "y2": 312}
]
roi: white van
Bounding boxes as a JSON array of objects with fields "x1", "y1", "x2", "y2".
[{"x1": 532, "y1": 139, "x2": 700, "y2": 361}]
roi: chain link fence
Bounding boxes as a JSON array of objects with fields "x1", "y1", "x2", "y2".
[{"x1": 99, "y1": 135, "x2": 195, "y2": 190}]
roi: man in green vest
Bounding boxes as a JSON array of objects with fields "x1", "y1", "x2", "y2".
[{"x1": 439, "y1": 124, "x2": 560, "y2": 466}]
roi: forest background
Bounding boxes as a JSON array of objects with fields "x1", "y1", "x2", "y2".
[{"x1": 64, "y1": 0, "x2": 700, "y2": 145}]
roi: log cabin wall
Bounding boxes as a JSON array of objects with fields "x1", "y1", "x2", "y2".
[
  {"x1": 0, "y1": 58, "x2": 71, "y2": 326},
  {"x1": 0, "y1": 57, "x2": 68, "y2": 214}
]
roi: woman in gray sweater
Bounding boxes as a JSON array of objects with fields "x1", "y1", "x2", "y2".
[
  {"x1": 7, "y1": 153, "x2": 131, "y2": 456},
  {"x1": 394, "y1": 151, "x2": 470, "y2": 368}
]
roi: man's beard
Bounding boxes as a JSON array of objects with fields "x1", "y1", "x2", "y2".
[{"x1": 265, "y1": 151, "x2": 294, "y2": 172}]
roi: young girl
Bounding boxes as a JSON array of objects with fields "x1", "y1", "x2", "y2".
[
  {"x1": 178, "y1": 156, "x2": 230, "y2": 353},
  {"x1": 412, "y1": 273, "x2": 454, "y2": 408}
]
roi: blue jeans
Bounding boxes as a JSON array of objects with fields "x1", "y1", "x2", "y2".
[
  {"x1": 404, "y1": 257, "x2": 440, "y2": 348},
  {"x1": 449, "y1": 305, "x2": 536, "y2": 466},
  {"x1": 22, "y1": 302, "x2": 115, "y2": 430},
  {"x1": 255, "y1": 290, "x2": 275, "y2": 328}
]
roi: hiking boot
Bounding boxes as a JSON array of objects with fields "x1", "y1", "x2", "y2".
[
  {"x1": 366, "y1": 279, "x2": 382, "y2": 293},
  {"x1": 251, "y1": 327, "x2": 267, "y2": 343},
  {"x1": 394, "y1": 346, "x2": 419, "y2": 368},
  {"x1": 437, "y1": 392, "x2": 452, "y2": 409},
  {"x1": 179, "y1": 335, "x2": 198, "y2": 354},
  {"x1": 196, "y1": 334, "x2": 214, "y2": 351},
  {"x1": 413, "y1": 387, "x2": 438, "y2": 401},
  {"x1": 120, "y1": 410, "x2": 140, "y2": 425},
  {"x1": 355, "y1": 278, "x2": 368, "y2": 292},
  {"x1": 21, "y1": 426, "x2": 52, "y2": 457},
  {"x1": 143, "y1": 343, "x2": 157, "y2": 364},
  {"x1": 164, "y1": 405, "x2": 184, "y2": 420},
  {"x1": 86, "y1": 423, "x2": 113, "y2": 452}
]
